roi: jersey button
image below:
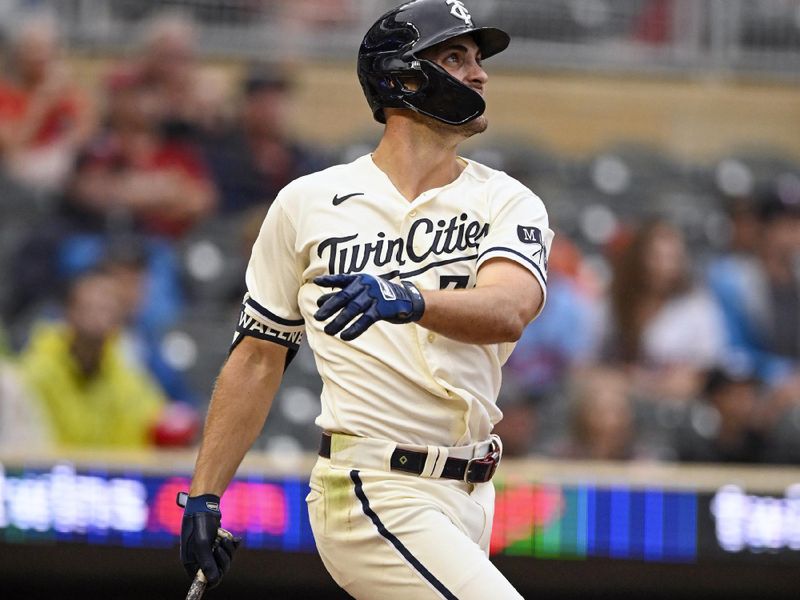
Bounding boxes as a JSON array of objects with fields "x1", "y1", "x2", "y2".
[
  {"x1": 409, "y1": 210, "x2": 418, "y2": 218},
  {"x1": 427, "y1": 333, "x2": 436, "y2": 343}
]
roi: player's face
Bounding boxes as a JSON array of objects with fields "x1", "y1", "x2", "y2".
[
  {"x1": 424, "y1": 35, "x2": 487, "y2": 89},
  {"x1": 420, "y1": 34, "x2": 490, "y2": 136}
]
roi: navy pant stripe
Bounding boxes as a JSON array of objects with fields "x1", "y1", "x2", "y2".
[{"x1": 350, "y1": 470, "x2": 459, "y2": 600}]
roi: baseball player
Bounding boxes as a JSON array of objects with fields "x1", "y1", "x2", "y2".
[{"x1": 179, "y1": 1, "x2": 553, "y2": 598}]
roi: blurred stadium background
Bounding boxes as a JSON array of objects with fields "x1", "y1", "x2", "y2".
[{"x1": 0, "y1": 0, "x2": 799, "y2": 598}]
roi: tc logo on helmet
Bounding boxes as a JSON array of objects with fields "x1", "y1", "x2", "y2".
[{"x1": 446, "y1": 0, "x2": 473, "y2": 27}]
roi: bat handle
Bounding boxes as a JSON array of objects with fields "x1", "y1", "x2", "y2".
[
  {"x1": 183, "y1": 529, "x2": 232, "y2": 600},
  {"x1": 185, "y1": 570, "x2": 207, "y2": 600}
]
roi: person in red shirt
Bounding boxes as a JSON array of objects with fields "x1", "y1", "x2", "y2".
[
  {"x1": 0, "y1": 15, "x2": 95, "y2": 192},
  {"x1": 105, "y1": 13, "x2": 226, "y2": 142},
  {"x1": 66, "y1": 82, "x2": 216, "y2": 238}
]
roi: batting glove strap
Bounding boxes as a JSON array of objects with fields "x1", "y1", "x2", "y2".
[
  {"x1": 183, "y1": 494, "x2": 222, "y2": 516},
  {"x1": 398, "y1": 281, "x2": 426, "y2": 323}
]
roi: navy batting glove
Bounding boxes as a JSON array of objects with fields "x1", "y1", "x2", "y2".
[
  {"x1": 314, "y1": 274, "x2": 425, "y2": 340},
  {"x1": 179, "y1": 493, "x2": 240, "y2": 589}
]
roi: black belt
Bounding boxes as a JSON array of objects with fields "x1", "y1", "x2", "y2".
[{"x1": 318, "y1": 433, "x2": 500, "y2": 484}]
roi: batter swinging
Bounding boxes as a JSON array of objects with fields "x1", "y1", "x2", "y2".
[{"x1": 180, "y1": 1, "x2": 553, "y2": 598}]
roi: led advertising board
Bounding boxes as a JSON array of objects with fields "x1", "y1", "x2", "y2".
[{"x1": 2, "y1": 462, "x2": 799, "y2": 565}]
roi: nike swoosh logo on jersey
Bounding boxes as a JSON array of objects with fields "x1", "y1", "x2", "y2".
[{"x1": 332, "y1": 192, "x2": 364, "y2": 206}]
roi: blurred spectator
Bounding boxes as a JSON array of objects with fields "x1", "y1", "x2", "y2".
[
  {"x1": 675, "y1": 363, "x2": 793, "y2": 463},
  {"x1": 492, "y1": 378, "x2": 540, "y2": 458},
  {"x1": 497, "y1": 235, "x2": 599, "y2": 457},
  {"x1": 224, "y1": 204, "x2": 271, "y2": 305},
  {"x1": 202, "y1": 63, "x2": 328, "y2": 214},
  {"x1": 105, "y1": 248, "x2": 198, "y2": 405},
  {"x1": 0, "y1": 14, "x2": 95, "y2": 193},
  {"x1": 1, "y1": 226, "x2": 186, "y2": 355},
  {"x1": 723, "y1": 195, "x2": 762, "y2": 256},
  {"x1": 504, "y1": 235, "x2": 599, "y2": 395},
  {"x1": 707, "y1": 188, "x2": 800, "y2": 387},
  {"x1": 64, "y1": 82, "x2": 216, "y2": 238},
  {"x1": 240, "y1": 203, "x2": 270, "y2": 255},
  {"x1": 55, "y1": 235, "x2": 194, "y2": 404},
  {"x1": 16, "y1": 269, "x2": 173, "y2": 448},
  {"x1": 550, "y1": 366, "x2": 657, "y2": 461},
  {"x1": 598, "y1": 219, "x2": 727, "y2": 402},
  {"x1": 58, "y1": 234, "x2": 184, "y2": 339},
  {"x1": 107, "y1": 13, "x2": 226, "y2": 141},
  {"x1": 0, "y1": 360, "x2": 52, "y2": 450}
]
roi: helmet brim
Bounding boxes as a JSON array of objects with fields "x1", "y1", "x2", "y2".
[
  {"x1": 413, "y1": 26, "x2": 510, "y2": 61},
  {"x1": 472, "y1": 27, "x2": 511, "y2": 60}
]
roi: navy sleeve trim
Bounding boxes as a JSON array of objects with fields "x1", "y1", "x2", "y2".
[
  {"x1": 245, "y1": 296, "x2": 304, "y2": 328},
  {"x1": 477, "y1": 246, "x2": 547, "y2": 285}
]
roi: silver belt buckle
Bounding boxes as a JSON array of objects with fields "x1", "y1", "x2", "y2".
[{"x1": 463, "y1": 437, "x2": 502, "y2": 483}]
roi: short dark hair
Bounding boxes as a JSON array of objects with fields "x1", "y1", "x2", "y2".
[
  {"x1": 757, "y1": 187, "x2": 800, "y2": 223},
  {"x1": 704, "y1": 365, "x2": 759, "y2": 397}
]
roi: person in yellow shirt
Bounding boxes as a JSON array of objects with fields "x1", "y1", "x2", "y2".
[{"x1": 18, "y1": 269, "x2": 167, "y2": 448}]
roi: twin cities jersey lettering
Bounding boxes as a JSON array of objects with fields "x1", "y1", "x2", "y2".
[
  {"x1": 237, "y1": 154, "x2": 554, "y2": 447},
  {"x1": 317, "y1": 213, "x2": 490, "y2": 277}
]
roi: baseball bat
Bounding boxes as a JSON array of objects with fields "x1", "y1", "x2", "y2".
[
  {"x1": 183, "y1": 528, "x2": 234, "y2": 600},
  {"x1": 184, "y1": 570, "x2": 208, "y2": 600}
]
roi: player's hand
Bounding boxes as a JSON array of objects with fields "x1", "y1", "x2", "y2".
[
  {"x1": 314, "y1": 273, "x2": 425, "y2": 340},
  {"x1": 179, "y1": 494, "x2": 240, "y2": 589}
]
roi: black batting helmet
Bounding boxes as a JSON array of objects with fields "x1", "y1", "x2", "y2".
[{"x1": 357, "y1": 0, "x2": 510, "y2": 125}]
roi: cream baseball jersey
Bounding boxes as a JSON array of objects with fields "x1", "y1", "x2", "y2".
[{"x1": 234, "y1": 154, "x2": 553, "y2": 447}]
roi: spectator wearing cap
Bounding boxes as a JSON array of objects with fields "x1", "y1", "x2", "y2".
[{"x1": 201, "y1": 62, "x2": 329, "y2": 214}]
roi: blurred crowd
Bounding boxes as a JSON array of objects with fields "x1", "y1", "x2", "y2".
[
  {"x1": 0, "y1": 13, "x2": 798, "y2": 464},
  {"x1": 496, "y1": 204, "x2": 800, "y2": 464},
  {"x1": 0, "y1": 13, "x2": 328, "y2": 451}
]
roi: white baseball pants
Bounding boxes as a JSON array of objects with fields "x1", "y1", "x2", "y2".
[{"x1": 306, "y1": 434, "x2": 524, "y2": 599}]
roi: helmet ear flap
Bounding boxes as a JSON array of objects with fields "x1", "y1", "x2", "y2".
[
  {"x1": 372, "y1": 60, "x2": 484, "y2": 126},
  {"x1": 402, "y1": 59, "x2": 485, "y2": 125}
]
